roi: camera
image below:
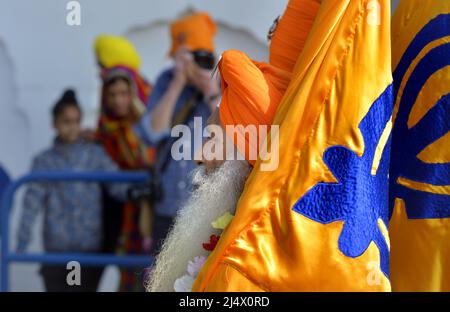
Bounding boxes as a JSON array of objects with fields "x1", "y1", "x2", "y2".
[{"x1": 192, "y1": 50, "x2": 216, "y2": 70}]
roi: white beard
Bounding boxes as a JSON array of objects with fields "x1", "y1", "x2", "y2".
[{"x1": 146, "y1": 160, "x2": 251, "y2": 292}]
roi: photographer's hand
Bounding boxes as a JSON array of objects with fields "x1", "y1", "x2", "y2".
[{"x1": 150, "y1": 47, "x2": 192, "y2": 132}]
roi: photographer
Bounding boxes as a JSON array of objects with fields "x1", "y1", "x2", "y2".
[{"x1": 134, "y1": 12, "x2": 220, "y2": 255}]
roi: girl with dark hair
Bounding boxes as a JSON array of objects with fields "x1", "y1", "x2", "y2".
[{"x1": 16, "y1": 89, "x2": 128, "y2": 292}]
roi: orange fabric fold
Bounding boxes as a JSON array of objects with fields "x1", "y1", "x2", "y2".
[{"x1": 270, "y1": 0, "x2": 321, "y2": 73}]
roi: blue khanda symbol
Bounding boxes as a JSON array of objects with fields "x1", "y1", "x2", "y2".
[
  {"x1": 292, "y1": 85, "x2": 393, "y2": 277},
  {"x1": 390, "y1": 14, "x2": 450, "y2": 219}
]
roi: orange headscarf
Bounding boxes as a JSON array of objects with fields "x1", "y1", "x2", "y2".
[
  {"x1": 96, "y1": 66, "x2": 154, "y2": 170},
  {"x1": 218, "y1": 0, "x2": 321, "y2": 165},
  {"x1": 169, "y1": 12, "x2": 217, "y2": 56}
]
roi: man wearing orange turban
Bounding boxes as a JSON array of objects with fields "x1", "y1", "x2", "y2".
[
  {"x1": 217, "y1": 0, "x2": 319, "y2": 166},
  {"x1": 146, "y1": 0, "x2": 321, "y2": 292},
  {"x1": 134, "y1": 12, "x2": 221, "y2": 262}
]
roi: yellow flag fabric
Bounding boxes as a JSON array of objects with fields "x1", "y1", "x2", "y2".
[
  {"x1": 389, "y1": 0, "x2": 450, "y2": 292},
  {"x1": 193, "y1": 0, "x2": 393, "y2": 292}
]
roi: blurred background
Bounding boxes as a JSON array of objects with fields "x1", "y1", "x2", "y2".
[{"x1": 0, "y1": 0, "x2": 400, "y2": 291}]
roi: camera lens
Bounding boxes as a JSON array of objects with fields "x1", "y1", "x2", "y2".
[{"x1": 192, "y1": 50, "x2": 215, "y2": 70}]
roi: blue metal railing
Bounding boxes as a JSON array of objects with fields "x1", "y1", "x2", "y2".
[{"x1": 0, "y1": 171, "x2": 154, "y2": 292}]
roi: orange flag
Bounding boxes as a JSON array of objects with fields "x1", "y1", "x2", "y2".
[{"x1": 193, "y1": 0, "x2": 393, "y2": 291}]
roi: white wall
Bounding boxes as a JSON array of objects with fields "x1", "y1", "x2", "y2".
[
  {"x1": 0, "y1": 0, "x2": 288, "y2": 291},
  {"x1": 0, "y1": 41, "x2": 29, "y2": 178}
]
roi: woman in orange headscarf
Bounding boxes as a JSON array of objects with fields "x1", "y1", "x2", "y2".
[{"x1": 94, "y1": 35, "x2": 155, "y2": 292}]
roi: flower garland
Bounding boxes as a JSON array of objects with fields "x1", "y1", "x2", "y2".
[{"x1": 173, "y1": 211, "x2": 234, "y2": 292}]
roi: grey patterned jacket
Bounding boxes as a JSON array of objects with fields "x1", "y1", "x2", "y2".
[{"x1": 17, "y1": 139, "x2": 128, "y2": 252}]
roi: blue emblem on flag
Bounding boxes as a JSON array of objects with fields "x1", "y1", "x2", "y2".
[
  {"x1": 390, "y1": 14, "x2": 450, "y2": 219},
  {"x1": 292, "y1": 85, "x2": 393, "y2": 277}
]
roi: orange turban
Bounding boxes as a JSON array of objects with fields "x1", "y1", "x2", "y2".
[
  {"x1": 169, "y1": 12, "x2": 217, "y2": 56},
  {"x1": 218, "y1": 0, "x2": 320, "y2": 165}
]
